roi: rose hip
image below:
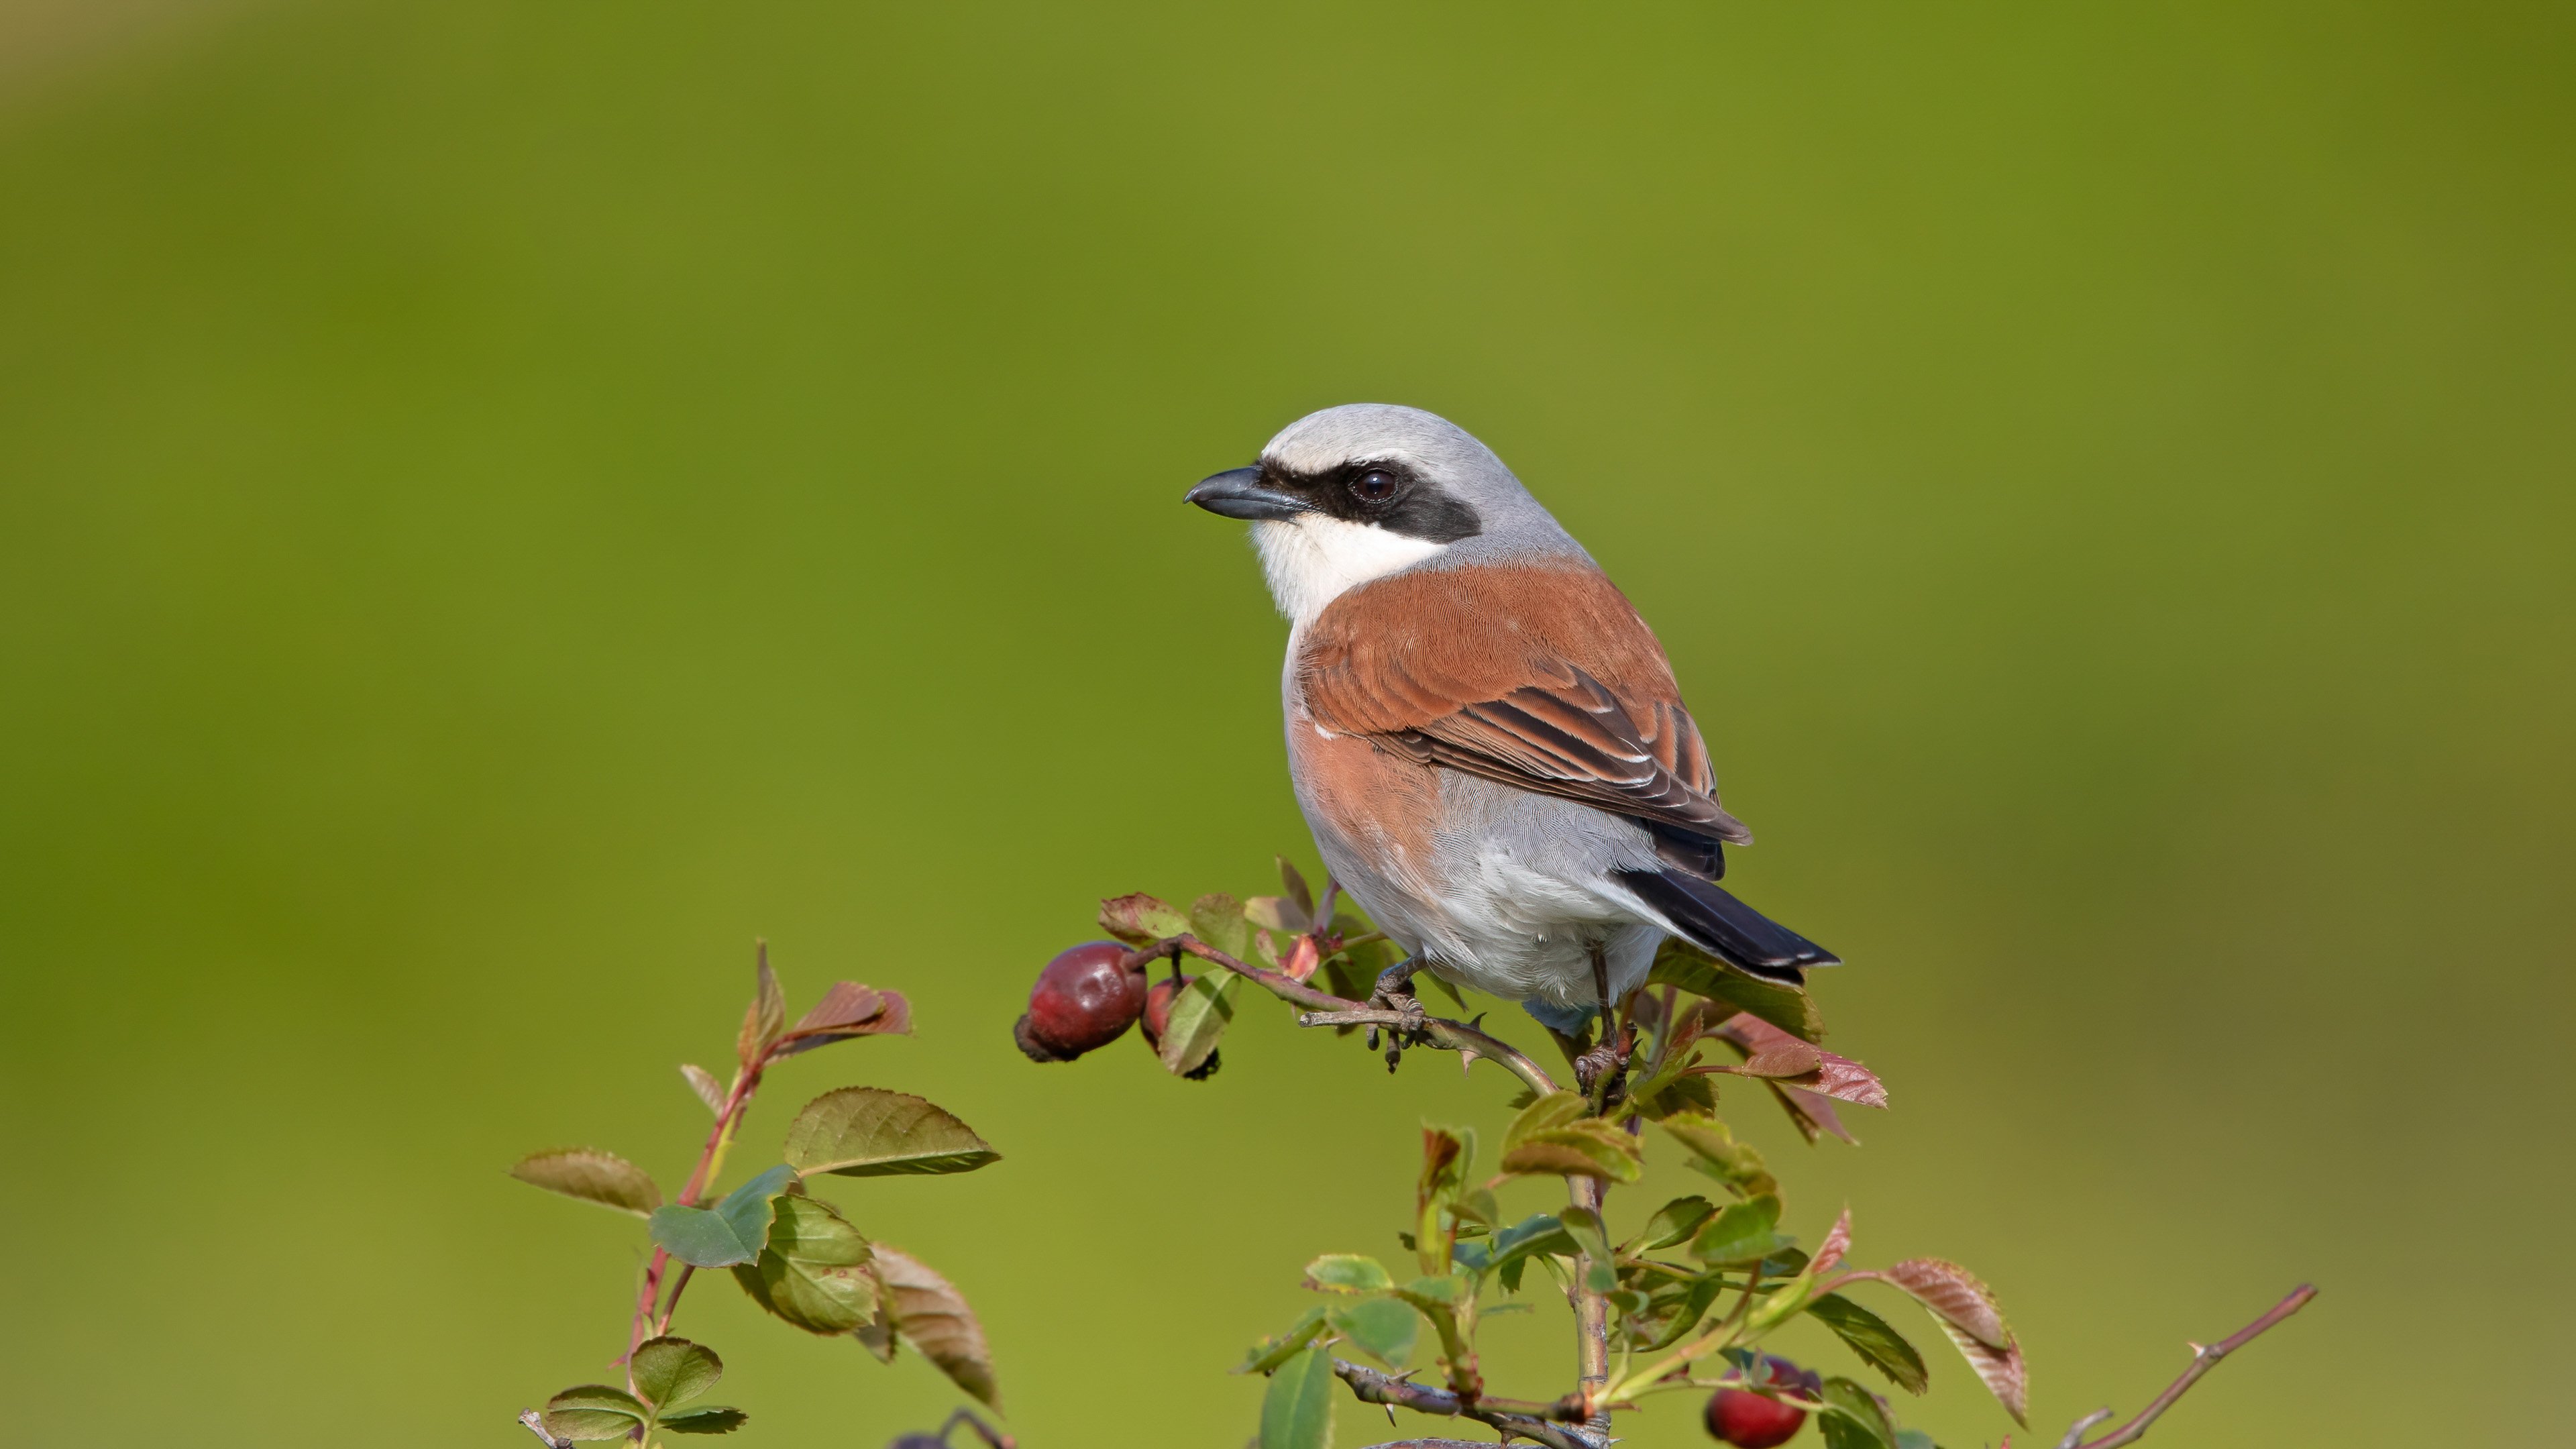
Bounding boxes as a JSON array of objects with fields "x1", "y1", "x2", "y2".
[{"x1": 1012, "y1": 941, "x2": 1147, "y2": 1062}]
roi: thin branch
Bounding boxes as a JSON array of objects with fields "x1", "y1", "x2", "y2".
[
  {"x1": 932, "y1": 1405, "x2": 1016, "y2": 1448},
  {"x1": 1568, "y1": 1175, "x2": 1611, "y2": 1430},
  {"x1": 2061, "y1": 1285, "x2": 2318, "y2": 1449},
  {"x1": 515, "y1": 1409, "x2": 572, "y2": 1448},
  {"x1": 1334, "y1": 1359, "x2": 1609, "y2": 1449},
  {"x1": 1122, "y1": 934, "x2": 1562, "y2": 1097},
  {"x1": 2054, "y1": 1409, "x2": 2116, "y2": 1449},
  {"x1": 626, "y1": 1042, "x2": 773, "y2": 1373}
]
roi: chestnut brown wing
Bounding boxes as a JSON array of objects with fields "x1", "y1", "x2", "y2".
[{"x1": 1299, "y1": 565, "x2": 1752, "y2": 855}]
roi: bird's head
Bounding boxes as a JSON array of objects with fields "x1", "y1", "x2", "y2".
[{"x1": 1185, "y1": 403, "x2": 1575, "y2": 627}]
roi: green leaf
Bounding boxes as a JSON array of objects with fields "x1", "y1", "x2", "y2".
[
  {"x1": 1392, "y1": 1273, "x2": 1466, "y2": 1312},
  {"x1": 1499, "y1": 1091, "x2": 1644, "y2": 1182},
  {"x1": 1636, "y1": 1274, "x2": 1726, "y2": 1350},
  {"x1": 867, "y1": 1244, "x2": 1001, "y2": 1409},
  {"x1": 1809, "y1": 1294, "x2": 1930, "y2": 1395},
  {"x1": 649, "y1": 1165, "x2": 797, "y2": 1269},
  {"x1": 661, "y1": 1407, "x2": 749, "y2": 1435},
  {"x1": 1099, "y1": 892, "x2": 1191, "y2": 947},
  {"x1": 783, "y1": 1087, "x2": 1001, "y2": 1177},
  {"x1": 1235, "y1": 1305, "x2": 1332, "y2": 1375},
  {"x1": 731, "y1": 1193, "x2": 878, "y2": 1334},
  {"x1": 1328, "y1": 1298, "x2": 1416, "y2": 1368},
  {"x1": 1660, "y1": 1113, "x2": 1780, "y2": 1199},
  {"x1": 1189, "y1": 892, "x2": 1250, "y2": 957},
  {"x1": 1301, "y1": 1254, "x2": 1395, "y2": 1294},
  {"x1": 1690, "y1": 1195, "x2": 1788, "y2": 1266},
  {"x1": 510, "y1": 1148, "x2": 662, "y2": 1218},
  {"x1": 1650, "y1": 938, "x2": 1824, "y2": 1042},
  {"x1": 1892, "y1": 1431, "x2": 1941, "y2": 1449},
  {"x1": 1483, "y1": 1214, "x2": 1575, "y2": 1279},
  {"x1": 630, "y1": 1336, "x2": 724, "y2": 1410},
  {"x1": 541, "y1": 1386, "x2": 648, "y2": 1442},
  {"x1": 1635, "y1": 1195, "x2": 1718, "y2": 1252},
  {"x1": 1156, "y1": 969, "x2": 1242, "y2": 1077},
  {"x1": 1818, "y1": 1375, "x2": 1898, "y2": 1449},
  {"x1": 1556, "y1": 1205, "x2": 1615, "y2": 1270},
  {"x1": 1259, "y1": 1344, "x2": 1338, "y2": 1449}
]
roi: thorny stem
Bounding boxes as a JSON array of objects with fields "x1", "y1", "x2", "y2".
[
  {"x1": 1570, "y1": 1175, "x2": 1611, "y2": 1432},
  {"x1": 626, "y1": 1055, "x2": 769, "y2": 1383},
  {"x1": 1121, "y1": 935, "x2": 1561, "y2": 1097},
  {"x1": 2053, "y1": 1285, "x2": 2318, "y2": 1449},
  {"x1": 1334, "y1": 1359, "x2": 1609, "y2": 1449}
]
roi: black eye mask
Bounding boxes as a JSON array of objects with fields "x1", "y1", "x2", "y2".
[{"x1": 1260, "y1": 460, "x2": 1483, "y2": 543}]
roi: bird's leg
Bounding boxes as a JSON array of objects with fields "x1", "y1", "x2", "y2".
[
  {"x1": 1572, "y1": 942, "x2": 1633, "y2": 1111},
  {"x1": 1366, "y1": 957, "x2": 1430, "y2": 1073}
]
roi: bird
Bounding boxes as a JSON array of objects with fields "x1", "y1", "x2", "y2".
[{"x1": 1183, "y1": 402, "x2": 1837, "y2": 1063}]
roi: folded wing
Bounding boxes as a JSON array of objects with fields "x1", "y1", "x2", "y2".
[{"x1": 1296, "y1": 562, "x2": 1752, "y2": 871}]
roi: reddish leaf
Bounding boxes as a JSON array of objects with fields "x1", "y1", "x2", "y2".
[
  {"x1": 775, "y1": 983, "x2": 912, "y2": 1057},
  {"x1": 1812, "y1": 1207, "x2": 1854, "y2": 1276},
  {"x1": 1933, "y1": 1318, "x2": 2028, "y2": 1426},
  {"x1": 866, "y1": 1244, "x2": 1000, "y2": 1409},
  {"x1": 1769, "y1": 1082, "x2": 1859, "y2": 1144},
  {"x1": 1831, "y1": 1258, "x2": 2023, "y2": 1423},
  {"x1": 680, "y1": 1064, "x2": 728, "y2": 1116},
  {"x1": 1715, "y1": 1014, "x2": 1888, "y2": 1109},
  {"x1": 737, "y1": 945, "x2": 787, "y2": 1068},
  {"x1": 1245, "y1": 896, "x2": 1313, "y2": 934},
  {"x1": 1883, "y1": 1258, "x2": 2010, "y2": 1349},
  {"x1": 1277, "y1": 855, "x2": 1316, "y2": 919}
]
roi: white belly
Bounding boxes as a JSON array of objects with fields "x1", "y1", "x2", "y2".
[{"x1": 1301, "y1": 766, "x2": 1671, "y2": 1014}]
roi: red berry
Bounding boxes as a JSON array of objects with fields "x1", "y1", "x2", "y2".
[
  {"x1": 1013, "y1": 942, "x2": 1146, "y2": 1061},
  {"x1": 1139, "y1": 975, "x2": 1220, "y2": 1080},
  {"x1": 1704, "y1": 1357, "x2": 1815, "y2": 1447}
]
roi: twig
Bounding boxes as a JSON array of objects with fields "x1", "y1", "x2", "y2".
[
  {"x1": 1124, "y1": 934, "x2": 1561, "y2": 1097},
  {"x1": 515, "y1": 1409, "x2": 572, "y2": 1448},
  {"x1": 1334, "y1": 1359, "x2": 1609, "y2": 1449},
  {"x1": 2053, "y1": 1409, "x2": 2116, "y2": 1449},
  {"x1": 930, "y1": 1405, "x2": 1015, "y2": 1448},
  {"x1": 626, "y1": 1022, "x2": 777, "y2": 1374},
  {"x1": 1569, "y1": 1175, "x2": 1611, "y2": 1430},
  {"x1": 2060, "y1": 1285, "x2": 2318, "y2": 1449}
]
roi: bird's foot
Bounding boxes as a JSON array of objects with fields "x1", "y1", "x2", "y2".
[
  {"x1": 1366, "y1": 961, "x2": 1430, "y2": 1073},
  {"x1": 1572, "y1": 1028, "x2": 1635, "y2": 1110}
]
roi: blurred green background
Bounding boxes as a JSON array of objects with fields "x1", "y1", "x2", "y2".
[{"x1": 1, "y1": 1, "x2": 2568, "y2": 1445}]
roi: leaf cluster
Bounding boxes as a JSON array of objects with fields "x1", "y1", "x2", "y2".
[
  {"x1": 1111, "y1": 857, "x2": 2030, "y2": 1449},
  {"x1": 512, "y1": 951, "x2": 1006, "y2": 1437}
]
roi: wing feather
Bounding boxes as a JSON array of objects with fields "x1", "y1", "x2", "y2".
[{"x1": 1297, "y1": 563, "x2": 1752, "y2": 853}]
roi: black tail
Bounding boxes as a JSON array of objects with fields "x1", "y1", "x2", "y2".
[{"x1": 1614, "y1": 868, "x2": 1841, "y2": 985}]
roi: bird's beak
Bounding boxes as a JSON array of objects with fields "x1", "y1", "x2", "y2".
[{"x1": 1185, "y1": 466, "x2": 1307, "y2": 522}]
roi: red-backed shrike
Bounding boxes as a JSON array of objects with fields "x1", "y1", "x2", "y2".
[{"x1": 1185, "y1": 404, "x2": 1836, "y2": 1041}]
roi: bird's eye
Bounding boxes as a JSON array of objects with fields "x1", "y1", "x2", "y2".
[{"x1": 1350, "y1": 469, "x2": 1400, "y2": 504}]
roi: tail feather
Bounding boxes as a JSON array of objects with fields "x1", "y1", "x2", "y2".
[{"x1": 1613, "y1": 868, "x2": 1841, "y2": 985}]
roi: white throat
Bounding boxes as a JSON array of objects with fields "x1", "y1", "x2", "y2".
[{"x1": 1254, "y1": 515, "x2": 1449, "y2": 629}]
